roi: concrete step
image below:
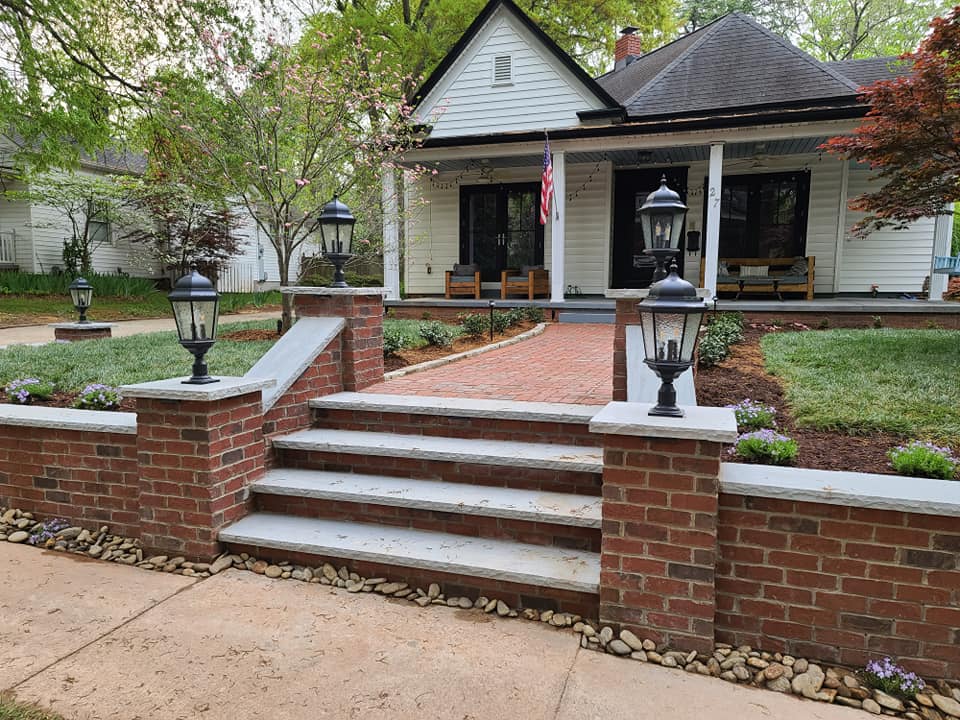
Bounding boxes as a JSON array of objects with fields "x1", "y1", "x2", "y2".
[
  {"x1": 219, "y1": 513, "x2": 600, "y2": 593},
  {"x1": 271, "y1": 429, "x2": 603, "y2": 474},
  {"x1": 253, "y1": 468, "x2": 602, "y2": 528},
  {"x1": 557, "y1": 312, "x2": 615, "y2": 324}
]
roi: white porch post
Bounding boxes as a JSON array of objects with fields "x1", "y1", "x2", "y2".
[
  {"x1": 550, "y1": 150, "x2": 566, "y2": 303},
  {"x1": 703, "y1": 143, "x2": 724, "y2": 296},
  {"x1": 382, "y1": 165, "x2": 401, "y2": 300},
  {"x1": 929, "y1": 206, "x2": 954, "y2": 301}
]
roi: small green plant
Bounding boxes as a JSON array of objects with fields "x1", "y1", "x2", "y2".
[
  {"x1": 418, "y1": 321, "x2": 459, "y2": 348},
  {"x1": 73, "y1": 383, "x2": 122, "y2": 411},
  {"x1": 4, "y1": 378, "x2": 55, "y2": 404},
  {"x1": 491, "y1": 310, "x2": 511, "y2": 334},
  {"x1": 862, "y1": 657, "x2": 925, "y2": 699},
  {"x1": 383, "y1": 325, "x2": 405, "y2": 357},
  {"x1": 505, "y1": 307, "x2": 526, "y2": 326},
  {"x1": 522, "y1": 306, "x2": 545, "y2": 323},
  {"x1": 888, "y1": 440, "x2": 958, "y2": 480},
  {"x1": 458, "y1": 312, "x2": 488, "y2": 338},
  {"x1": 421, "y1": 311, "x2": 433, "y2": 320},
  {"x1": 818, "y1": 317, "x2": 830, "y2": 330},
  {"x1": 385, "y1": 307, "x2": 397, "y2": 319},
  {"x1": 697, "y1": 312, "x2": 744, "y2": 368},
  {"x1": 872, "y1": 315, "x2": 884, "y2": 328},
  {"x1": 924, "y1": 319, "x2": 942, "y2": 330},
  {"x1": 726, "y1": 399, "x2": 777, "y2": 431},
  {"x1": 731, "y1": 429, "x2": 798, "y2": 465}
]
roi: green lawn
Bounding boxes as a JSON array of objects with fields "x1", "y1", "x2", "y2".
[
  {"x1": 0, "y1": 697, "x2": 62, "y2": 720},
  {"x1": 762, "y1": 329, "x2": 960, "y2": 439}
]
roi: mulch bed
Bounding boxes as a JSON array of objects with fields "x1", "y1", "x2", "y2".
[
  {"x1": 696, "y1": 324, "x2": 904, "y2": 475},
  {"x1": 220, "y1": 328, "x2": 280, "y2": 342},
  {"x1": 384, "y1": 322, "x2": 537, "y2": 373}
]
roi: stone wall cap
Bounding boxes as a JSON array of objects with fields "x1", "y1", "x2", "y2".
[
  {"x1": 281, "y1": 286, "x2": 390, "y2": 297},
  {"x1": 589, "y1": 401, "x2": 738, "y2": 442},
  {"x1": 48, "y1": 322, "x2": 118, "y2": 329},
  {"x1": 0, "y1": 404, "x2": 136, "y2": 434},
  {"x1": 120, "y1": 376, "x2": 276, "y2": 401},
  {"x1": 721, "y1": 462, "x2": 960, "y2": 517}
]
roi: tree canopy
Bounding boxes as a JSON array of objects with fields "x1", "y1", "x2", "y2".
[{"x1": 824, "y1": 6, "x2": 960, "y2": 234}]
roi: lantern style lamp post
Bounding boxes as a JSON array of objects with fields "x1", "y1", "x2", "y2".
[
  {"x1": 68, "y1": 277, "x2": 93, "y2": 324},
  {"x1": 318, "y1": 195, "x2": 356, "y2": 288},
  {"x1": 637, "y1": 263, "x2": 707, "y2": 417},
  {"x1": 638, "y1": 175, "x2": 688, "y2": 281},
  {"x1": 168, "y1": 268, "x2": 220, "y2": 385}
]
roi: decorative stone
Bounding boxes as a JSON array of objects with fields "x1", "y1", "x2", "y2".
[
  {"x1": 685, "y1": 650, "x2": 698, "y2": 664},
  {"x1": 791, "y1": 666, "x2": 825, "y2": 699},
  {"x1": 793, "y1": 658, "x2": 809, "y2": 674},
  {"x1": 540, "y1": 610, "x2": 554, "y2": 623},
  {"x1": 264, "y1": 565, "x2": 283, "y2": 579},
  {"x1": 428, "y1": 583, "x2": 441, "y2": 599},
  {"x1": 608, "y1": 640, "x2": 631, "y2": 656},
  {"x1": 732, "y1": 664, "x2": 752, "y2": 682},
  {"x1": 641, "y1": 639, "x2": 656, "y2": 652},
  {"x1": 837, "y1": 698, "x2": 863, "y2": 709},
  {"x1": 863, "y1": 699, "x2": 882, "y2": 715},
  {"x1": 475, "y1": 597, "x2": 488, "y2": 609},
  {"x1": 495, "y1": 600, "x2": 510, "y2": 617},
  {"x1": 661, "y1": 656, "x2": 678, "y2": 668},
  {"x1": 646, "y1": 651, "x2": 662, "y2": 664},
  {"x1": 873, "y1": 691, "x2": 906, "y2": 712},
  {"x1": 598, "y1": 627, "x2": 614, "y2": 646},
  {"x1": 720, "y1": 671, "x2": 738, "y2": 682},
  {"x1": 483, "y1": 599, "x2": 498, "y2": 613},
  {"x1": 763, "y1": 664, "x2": 785, "y2": 680},
  {"x1": 346, "y1": 580, "x2": 364, "y2": 593},
  {"x1": 747, "y1": 657, "x2": 769, "y2": 670},
  {"x1": 457, "y1": 597, "x2": 473, "y2": 609},
  {"x1": 7, "y1": 530, "x2": 29, "y2": 543},
  {"x1": 630, "y1": 651, "x2": 647, "y2": 662},
  {"x1": 252, "y1": 561, "x2": 268, "y2": 574},
  {"x1": 414, "y1": 596, "x2": 431, "y2": 607},
  {"x1": 815, "y1": 689, "x2": 838, "y2": 703},
  {"x1": 767, "y1": 677, "x2": 792, "y2": 693},
  {"x1": 931, "y1": 695, "x2": 960, "y2": 717},
  {"x1": 844, "y1": 675, "x2": 861, "y2": 689},
  {"x1": 916, "y1": 695, "x2": 935, "y2": 708}
]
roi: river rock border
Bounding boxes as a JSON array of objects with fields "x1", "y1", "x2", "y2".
[{"x1": 4, "y1": 506, "x2": 958, "y2": 717}]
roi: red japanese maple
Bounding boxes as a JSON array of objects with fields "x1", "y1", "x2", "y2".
[{"x1": 824, "y1": 6, "x2": 960, "y2": 235}]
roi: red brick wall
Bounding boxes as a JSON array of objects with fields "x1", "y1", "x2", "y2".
[
  {"x1": 717, "y1": 494, "x2": 960, "y2": 679},
  {"x1": 612, "y1": 300, "x2": 637, "y2": 402},
  {"x1": 600, "y1": 434, "x2": 721, "y2": 653},
  {"x1": 263, "y1": 343, "x2": 342, "y2": 438},
  {"x1": 135, "y1": 391, "x2": 265, "y2": 559},
  {"x1": 54, "y1": 326, "x2": 113, "y2": 341},
  {"x1": 0, "y1": 425, "x2": 139, "y2": 537}
]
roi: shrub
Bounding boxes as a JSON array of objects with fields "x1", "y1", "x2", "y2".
[
  {"x1": 523, "y1": 306, "x2": 545, "y2": 323},
  {"x1": 697, "y1": 312, "x2": 744, "y2": 368},
  {"x1": 862, "y1": 657, "x2": 925, "y2": 699},
  {"x1": 73, "y1": 383, "x2": 122, "y2": 411},
  {"x1": 458, "y1": 312, "x2": 488, "y2": 338},
  {"x1": 888, "y1": 440, "x2": 958, "y2": 480},
  {"x1": 492, "y1": 310, "x2": 511, "y2": 334},
  {"x1": 697, "y1": 333, "x2": 730, "y2": 368},
  {"x1": 418, "y1": 321, "x2": 459, "y2": 348},
  {"x1": 731, "y1": 429, "x2": 798, "y2": 465},
  {"x1": 383, "y1": 325, "x2": 405, "y2": 357},
  {"x1": 4, "y1": 378, "x2": 55, "y2": 404},
  {"x1": 726, "y1": 399, "x2": 777, "y2": 431},
  {"x1": 505, "y1": 307, "x2": 526, "y2": 326}
]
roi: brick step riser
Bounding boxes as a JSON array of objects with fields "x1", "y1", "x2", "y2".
[
  {"x1": 275, "y1": 448, "x2": 603, "y2": 496},
  {"x1": 311, "y1": 409, "x2": 600, "y2": 447},
  {"x1": 224, "y1": 541, "x2": 600, "y2": 620},
  {"x1": 255, "y1": 493, "x2": 601, "y2": 552}
]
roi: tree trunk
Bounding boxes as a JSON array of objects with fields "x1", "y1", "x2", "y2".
[{"x1": 278, "y1": 246, "x2": 293, "y2": 332}]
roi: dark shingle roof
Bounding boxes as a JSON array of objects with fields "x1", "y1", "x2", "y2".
[
  {"x1": 826, "y1": 57, "x2": 911, "y2": 87},
  {"x1": 598, "y1": 13, "x2": 865, "y2": 120}
]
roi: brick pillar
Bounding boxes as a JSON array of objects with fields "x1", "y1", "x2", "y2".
[
  {"x1": 288, "y1": 287, "x2": 387, "y2": 391},
  {"x1": 50, "y1": 322, "x2": 116, "y2": 342},
  {"x1": 590, "y1": 401, "x2": 737, "y2": 654},
  {"x1": 612, "y1": 298, "x2": 640, "y2": 402},
  {"x1": 122, "y1": 377, "x2": 275, "y2": 559}
]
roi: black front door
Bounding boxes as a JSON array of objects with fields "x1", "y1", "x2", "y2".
[
  {"x1": 460, "y1": 184, "x2": 544, "y2": 282},
  {"x1": 612, "y1": 168, "x2": 688, "y2": 288}
]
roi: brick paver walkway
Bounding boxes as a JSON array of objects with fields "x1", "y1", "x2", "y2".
[{"x1": 367, "y1": 323, "x2": 614, "y2": 405}]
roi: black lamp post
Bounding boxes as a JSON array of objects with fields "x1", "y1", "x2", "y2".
[
  {"x1": 68, "y1": 277, "x2": 93, "y2": 324},
  {"x1": 637, "y1": 263, "x2": 707, "y2": 417},
  {"x1": 638, "y1": 175, "x2": 688, "y2": 281},
  {"x1": 318, "y1": 195, "x2": 356, "y2": 288},
  {"x1": 168, "y1": 268, "x2": 220, "y2": 385}
]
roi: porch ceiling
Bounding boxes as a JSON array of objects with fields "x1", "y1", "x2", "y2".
[{"x1": 418, "y1": 137, "x2": 830, "y2": 172}]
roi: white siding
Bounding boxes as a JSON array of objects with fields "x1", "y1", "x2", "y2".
[
  {"x1": 836, "y1": 162, "x2": 936, "y2": 294},
  {"x1": 415, "y1": 6, "x2": 604, "y2": 138},
  {"x1": 0, "y1": 180, "x2": 35, "y2": 270},
  {"x1": 225, "y1": 211, "x2": 307, "y2": 289},
  {"x1": 404, "y1": 161, "x2": 611, "y2": 295}
]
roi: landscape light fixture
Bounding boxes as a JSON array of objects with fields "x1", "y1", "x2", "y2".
[
  {"x1": 636, "y1": 262, "x2": 706, "y2": 417},
  {"x1": 638, "y1": 175, "x2": 688, "y2": 281},
  {"x1": 168, "y1": 268, "x2": 220, "y2": 385},
  {"x1": 318, "y1": 195, "x2": 356, "y2": 288},
  {"x1": 68, "y1": 277, "x2": 93, "y2": 324}
]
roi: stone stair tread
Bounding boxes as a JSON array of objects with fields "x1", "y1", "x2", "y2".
[
  {"x1": 254, "y1": 468, "x2": 602, "y2": 527},
  {"x1": 310, "y1": 392, "x2": 599, "y2": 424},
  {"x1": 272, "y1": 429, "x2": 603, "y2": 473},
  {"x1": 220, "y1": 513, "x2": 599, "y2": 593}
]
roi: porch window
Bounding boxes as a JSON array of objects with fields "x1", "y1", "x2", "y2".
[{"x1": 716, "y1": 171, "x2": 809, "y2": 258}]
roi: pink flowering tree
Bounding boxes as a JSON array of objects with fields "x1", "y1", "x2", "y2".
[{"x1": 145, "y1": 29, "x2": 425, "y2": 329}]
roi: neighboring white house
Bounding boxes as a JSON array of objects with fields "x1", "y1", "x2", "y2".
[{"x1": 383, "y1": 0, "x2": 954, "y2": 301}]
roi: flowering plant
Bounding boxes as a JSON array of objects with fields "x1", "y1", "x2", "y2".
[
  {"x1": 888, "y1": 440, "x2": 958, "y2": 480},
  {"x1": 731, "y1": 429, "x2": 798, "y2": 465},
  {"x1": 726, "y1": 399, "x2": 777, "y2": 431},
  {"x1": 73, "y1": 383, "x2": 123, "y2": 411},
  {"x1": 862, "y1": 657, "x2": 925, "y2": 698},
  {"x1": 4, "y1": 378, "x2": 55, "y2": 404},
  {"x1": 28, "y1": 518, "x2": 71, "y2": 546}
]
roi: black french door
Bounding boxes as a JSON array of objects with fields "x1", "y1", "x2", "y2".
[{"x1": 459, "y1": 184, "x2": 545, "y2": 282}]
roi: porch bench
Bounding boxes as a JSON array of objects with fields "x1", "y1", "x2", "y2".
[
  {"x1": 445, "y1": 263, "x2": 482, "y2": 299},
  {"x1": 501, "y1": 266, "x2": 549, "y2": 300},
  {"x1": 701, "y1": 256, "x2": 815, "y2": 300}
]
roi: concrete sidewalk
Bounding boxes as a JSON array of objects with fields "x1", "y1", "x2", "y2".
[
  {"x1": 0, "y1": 311, "x2": 279, "y2": 347},
  {"x1": 0, "y1": 543, "x2": 857, "y2": 720}
]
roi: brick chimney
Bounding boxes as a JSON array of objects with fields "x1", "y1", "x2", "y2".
[{"x1": 614, "y1": 27, "x2": 642, "y2": 71}]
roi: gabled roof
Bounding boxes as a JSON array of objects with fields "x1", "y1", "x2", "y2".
[
  {"x1": 826, "y1": 57, "x2": 912, "y2": 88},
  {"x1": 597, "y1": 13, "x2": 863, "y2": 121},
  {"x1": 410, "y1": 0, "x2": 620, "y2": 111}
]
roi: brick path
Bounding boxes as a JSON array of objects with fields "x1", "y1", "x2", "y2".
[{"x1": 366, "y1": 324, "x2": 614, "y2": 405}]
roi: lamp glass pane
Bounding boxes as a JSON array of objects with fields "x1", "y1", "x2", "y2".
[
  {"x1": 652, "y1": 211, "x2": 674, "y2": 249},
  {"x1": 193, "y1": 300, "x2": 218, "y2": 341},
  {"x1": 171, "y1": 300, "x2": 195, "y2": 342},
  {"x1": 681, "y1": 311, "x2": 704, "y2": 362},
  {"x1": 640, "y1": 310, "x2": 656, "y2": 361},
  {"x1": 319, "y1": 221, "x2": 335, "y2": 254},
  {"x1": 70, "y1": 287, "x2": 93, "y2": 308},
  {"x1": 654, "y1": 312, "x2": 684, "y2": 362},
  {"x1": 341, "y1": 221, "x2": 354, "y2": 255},
  {"x1": 669, "y1": 210, "x2": 685, "y2": 248},
  {"x1": 639, "y1": 212, "x2": 653, "y2": 251}
]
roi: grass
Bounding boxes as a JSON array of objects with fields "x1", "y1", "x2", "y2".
[
  {"x1": 0, "y1": 696, "x2": 63, "y2": 720},
  {"x1": 762, "y1": 328, "x2": 960, "y2": 439},
  {"x1": 0, "y1": 291, "x2": 281, "y2": 326},
  {"x1": 0, "y1": 320, "x2": 277, "y2": 393}
]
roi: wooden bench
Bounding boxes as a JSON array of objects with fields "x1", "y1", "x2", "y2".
[
  {"x1": 445, "y1": 263, "x2": 482, "y2": 299},
  {"x1": 500, "y1": 266, "x2": 550, "y2": 300},
  {"x1": 700, "y1": 256, "x2": 815, "y2": 300}
]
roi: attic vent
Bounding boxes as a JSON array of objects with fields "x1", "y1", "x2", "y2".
[{"x1": 492, "y1": 54, "x2": 513, "y2": 85}]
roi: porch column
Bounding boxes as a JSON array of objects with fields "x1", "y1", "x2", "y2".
[
  {"x1": 929, "y1": 206, "x2": 954, "y2": 301},
  {"x1": 703, "y1": 143, "x2": 724, "y2": 296},
  {"x1": 550, "y1": 150, "x2": 566, "y2": 303},
  {"x1": 382, "y1": 165, "x2": 401, "y2": 300}
]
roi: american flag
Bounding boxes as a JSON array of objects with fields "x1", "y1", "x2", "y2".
[{"x1": 539, "y1": 135, "x2": 553, "y2": 225}]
